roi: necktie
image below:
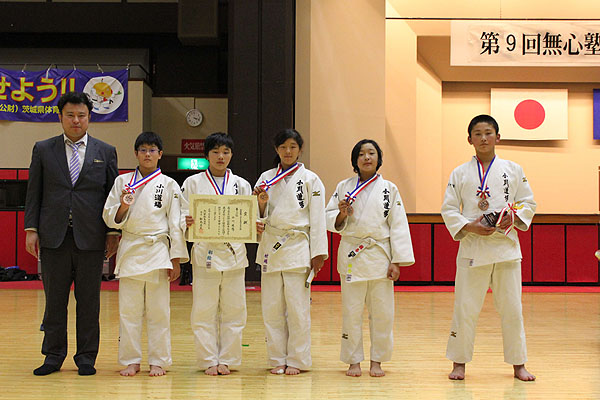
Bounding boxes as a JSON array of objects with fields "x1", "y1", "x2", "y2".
[{"x1": 69, "y1": 142, "x2": 83, "y2": 185}]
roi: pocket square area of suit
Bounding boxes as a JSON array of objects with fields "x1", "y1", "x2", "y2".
[{"x1": 93, "y1": 159, "x2": 104, "y2": 163}]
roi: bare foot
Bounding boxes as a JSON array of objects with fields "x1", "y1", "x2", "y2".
[
  {"x1": 149, "y1": 365, "x2": 166, "y2": 377},
  {"x1": 217, "y1": 364, "x2": 231, "y2": 375},
  {"x1": 346, "y1": 363, "x2": 362, "y2": 377},
  {"x1": 120, "y1": 363, "x2": 140, "y2": 376},
  {"x1": 285, "y1": 366, "x2": 300, "y2": 375},
  {"x1": 369, "y1": 361, "x2": 385, "y2": 377},
  {"x1": 448, "y1": 362, "x2": 465, "y2": 380},
  {"x1": 513, "y1": 364, "x2": 535, "y2": 381},
  {"x1": 270, "y1": 365, "x2": 286, "y2": 375},
  {"x1": 205, "y1": 365, "x2": 219, "y2": 376}
]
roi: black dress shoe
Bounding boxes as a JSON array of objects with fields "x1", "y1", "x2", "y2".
[
  {"x1": 33, "y1": 364, "x2": 60, "y2": 376},
  {"x1": 78, "y1": 364, "x2": 96, "y2": 376}
]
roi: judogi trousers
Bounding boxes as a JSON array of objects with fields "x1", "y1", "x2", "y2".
[
  {"x1": 340, "y1": 276, "x2": 394, "y2": 364},
  {"x1": 118, "y1": 270, "x2": 172, "y2": 367},
  {"x1": 261, "y1": 270, "x2": 311, "y2": 370},
  {"x1": 446, "y1": 259, "x2": 527, "y2": 365},
  {"x1": 191, "y1": 266, "x2": 247, "y2": 368}
]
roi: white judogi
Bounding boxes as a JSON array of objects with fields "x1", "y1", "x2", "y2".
[
  {"x1": 255, "y1": 164, "x2": 328, "y2": 370},
  {"x1": 326, "y1": 175, "x2": 414, "y2": 364},
  {"x1": 442, "y1": 156, "x2": 536, "y2": 365},
  {"x1": 180, "y1": 170, "x2": 251, "y2": 369},
  {"x1": 103, "y1": 171, "x2": 189, "y2": 367}
]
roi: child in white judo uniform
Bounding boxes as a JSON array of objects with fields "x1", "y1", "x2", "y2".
[
  {"x1": 442, "y1": 114, "x2": 536, "y2": 381},
  {"x1": 181, "y1": 132, "x2": 263, "y2": 376},
  {"x1": 253, "y1": 128, "x2": 328, "y2": 375},
  {"x1": 103, "y1": 131, "x2": 189, "y2": 377},
  {"x1": 325, "y1": 139, "x2": 414, "y2": 377}
]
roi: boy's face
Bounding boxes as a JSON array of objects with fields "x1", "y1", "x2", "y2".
[
  {"x1": 207, "y1": 145, "x2": 232, "y2": 175},
  {"x1": 135, "y1": 143, "x2": 162, "y2": 171},
  {"x1": 468, "y1": 122, "x2": 500, "y2": 157}
]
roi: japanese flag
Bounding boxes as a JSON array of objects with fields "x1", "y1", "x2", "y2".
[{"x1": 491, "y1": 88, "x2": 568, "y2": 140}]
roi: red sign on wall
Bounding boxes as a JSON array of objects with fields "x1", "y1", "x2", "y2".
[{"x1": 182, "y1": 139, "x2": 204, "y2": 154}]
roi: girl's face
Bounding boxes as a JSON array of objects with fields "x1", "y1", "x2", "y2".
[
  {"x1": 207, "y1": 145, "x2": 232, "y2": 176},
  {"x1": 356, "y1": 143, "x2": 378, "y2": 178},
  {"x1": 276, "y1": 138, "x2": 301, "y2": 169}
]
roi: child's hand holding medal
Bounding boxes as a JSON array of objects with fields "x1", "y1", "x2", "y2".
[
  {"x1": 121, "y1": 189, "x2": 134, "y2": 206},
  {"x1": 338, "y1": 199, "x2": 353, "y2": 217},
  {"x1": 253, "y1": 186, "x2": 269, "y2": 206}
]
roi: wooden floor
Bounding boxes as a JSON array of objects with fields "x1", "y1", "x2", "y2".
[{"x1": 1, "y1": 288, "x2": 599, "y2": 400}]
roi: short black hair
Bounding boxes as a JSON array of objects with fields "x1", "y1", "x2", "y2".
[
  {"x1": 273, "y1": 128, "x2": 304, "y2": 165},
  {"x1": 204, "y1": 132, "x2": 234, "y2": 153},
  {"x1": 134, "y1": 131, "x2": 163, "y2": 151},
  {"x1": 58, "y1": 91, "x2": 93, "y2": 115},
  {"x1": 468, "y1": 114, "x2": 499, "y2": 136},
  {"x1": 351, "y1": 139, "x2": 383, "y2": 174}
]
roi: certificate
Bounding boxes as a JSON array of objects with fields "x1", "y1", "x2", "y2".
[{"x1": 188, "y1": 194, "x2": 257, "y2": 243}]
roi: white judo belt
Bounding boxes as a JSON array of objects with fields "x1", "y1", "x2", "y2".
[
  {"x1": 205, "y1": 242, "x2": 236, "y2": 269},
  {"x1": 122, "y1": 231, "x2": 170, "y2": 245},
  {"x1": 344, "y1": 236, "x2": 386, "y2": 282},
  {"x1": 117, "y1": 231, "x2": 171, "y2": 275},
  {"x1": 262, "y1": 224, "x2": 309, "y2": 272}
]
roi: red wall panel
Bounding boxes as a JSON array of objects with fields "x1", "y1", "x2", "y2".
[
  {"x1": 532, "y1": 225, "x2": 565, "y2": 282},
  {"x1": 433, "y1": 224, "x2": 459, "y2": 282},
  {"x1": 400, "y1": 224, "x2": 431, "y2": 282},
  {"x1": 330, "y1": 232, "x2": 341, "y2": 282},
  {"x1": 0, "y1": 211, "x2": 17, "y2": 267},
  {"x1": 17, "y1": 211, "x2": 38, "y2": 274},
  {"x1": 0, "y1": 169, "x2": 17, "y2": 180},
  {"x1": 17, "y1": 169, "x2": 29, "y2": 180},
  {"x1": 517, "y1": 228, "x2": 532, "y2": 282},
  {"x1": 566, "y1": 225, "x2": 598, "y2": 283}
]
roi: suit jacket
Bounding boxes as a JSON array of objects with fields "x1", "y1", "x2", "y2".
[{"x1": 25, "y1": 134, "x2": 118, "y2": 251}]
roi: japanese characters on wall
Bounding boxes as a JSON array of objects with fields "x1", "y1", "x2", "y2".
[
  {"x1": 0, "y1": 68, "x2": 128, "y2": 122},
  {"x1": 451, "y1": 20, "x2": 600, "y2": 66}
]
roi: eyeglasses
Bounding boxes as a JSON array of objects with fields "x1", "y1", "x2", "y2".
[{"x1": 137, "y1": 148, "x2": 159, "y2": 154}]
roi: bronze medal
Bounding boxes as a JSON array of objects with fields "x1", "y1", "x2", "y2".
[
  {"x1": 478, "y1": 198, "x2": 489, "y2": 211},
  {"x1": 259, "y1": 191, "x2": 269, "y2": 202},
  {"x1": 123, "y1": 193, "x2": 135, "y2": 205},
  {"x1": 347, "y1": 205, "x2": 354, "y2": 216}
]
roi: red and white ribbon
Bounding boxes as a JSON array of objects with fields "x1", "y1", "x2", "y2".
[
  {"x1": 206, "y1": 169, "x2": 230, "y2": 195},
  {"x1": 258, "y1": 163, "x2": 300, "y2": 191},
  {"x1": 126, "y1": 167, "x2": 162, "y2": 193},
  {"x1": 496, "y1": 203, "x2": 517, "y2": 235},
  {"x1": 344, "y1": 174, "x2": 379, "y2": 205}
]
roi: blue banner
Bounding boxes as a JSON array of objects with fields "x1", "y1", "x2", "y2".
[{"x1": 0, "y1": 68, "x2": 128, "y2": 122}]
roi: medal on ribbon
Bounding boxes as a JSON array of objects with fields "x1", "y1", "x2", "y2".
[
  {"x1": 475, "y1": 156, "x2": 495, "y2": 211},
  {"x1": 124, "y1": 167, "x2": 162, "y2": 205},
  {"x1": 258, "y1": 163, "x2": 300, "y2": 192},
  {"x1": 344, "y1": 174, "x2": 379, "y2": 215}
]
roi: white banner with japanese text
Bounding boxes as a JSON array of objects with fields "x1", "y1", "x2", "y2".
[{"x1": 451, "y1": 20, "x2": 600, "y2": 66}]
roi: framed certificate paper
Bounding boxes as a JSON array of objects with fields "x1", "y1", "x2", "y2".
[{"x1": 188, "y1": 194, "x2": 257, "y2": 243}]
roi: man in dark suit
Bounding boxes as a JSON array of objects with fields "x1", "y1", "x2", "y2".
[{"x1": 25, "y1": 91, "x2": 119, "y2": 376}]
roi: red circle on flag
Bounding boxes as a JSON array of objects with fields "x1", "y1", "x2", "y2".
[{"x1": 514, "y1": 99, "x2": 545, "y2": 130}]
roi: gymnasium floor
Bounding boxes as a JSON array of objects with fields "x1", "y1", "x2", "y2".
[{"x1": 1, "y1": 284, "x2": 599, "y2": 399}]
